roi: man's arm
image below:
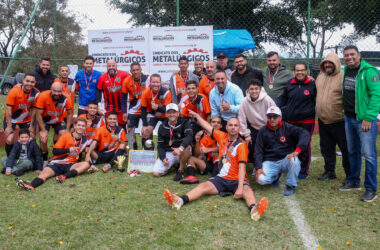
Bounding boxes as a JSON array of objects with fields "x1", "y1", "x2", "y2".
[
  {"x1": 4, "y1": 106, "x2": 13, "y2": 135},
  {"x1": 87, "y1": 140, "x2": 98, "y2": 156},
  {"x1": 35, "y1": 109, "x2": 47, "y2": 133},
  {"x1": 188, "y1": 110, "x2": 212, "y2": 135},
  {"x1": 234, "y1": 162, "x2": 246, "y2": 199},
  {"x1": 66, "y1": 109, "x2": 73, "y2": 131},
  {"x1": 180, "y1": 120, "x2": 194, "y2": 149},
  {"x1": 29, "y1": 108, "x2": 36, "y2": 135},
  {"x1": 228, "y1": 89, "x2": 244, "y2": 113}
]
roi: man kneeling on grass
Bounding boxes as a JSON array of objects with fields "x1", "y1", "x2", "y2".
[
  {"x1": 16, "y1": 118, "x2": 91, "y2": 191},
  {"x1": 164, "y1": 110, "x2": 268, "y2": 221},
  {"x1": 254, "y1": 106, "x2": 309, "y2": 196}
]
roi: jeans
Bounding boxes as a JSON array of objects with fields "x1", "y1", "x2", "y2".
[
  {"x1": 1, "y1": 157, "x2": 33, "y2": 173},
  {"x1": 257, "y1": 156, "x2": 301, "y2": 187},
  {"x1": 345, "y1": 116, "x2": 378, "y2": 191}
]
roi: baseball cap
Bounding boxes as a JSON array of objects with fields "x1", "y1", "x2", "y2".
[
  {"x1": 217, "y1": 51, "x2": 228, "y2": 58},
  {"x1": 166, "y1": 103, "x2": 179, "y2": 112},
  {"x1": 266, "y1": 106, "x2": 282, "y2": 116}
]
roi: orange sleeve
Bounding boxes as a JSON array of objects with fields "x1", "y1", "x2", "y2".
[
  {"x1": 140, "y1": 89, "x2": 148, "y2": 107},
  {"x1": 199, "y1": 137, "x2": 207, "y2": 148},
  {"x1": 121, "y1": 77, "x2": 129, "y2": 94},
  {"x1": 53, "y1": 133, "x2": 69, "y2": 149},
  {"x1": 237, "y1": 142, "x2": 248, "y2": 163},
  {"x1": 163, "y1": 91, "x2": 172, "y2": 105},
  {"x1": 34, "y1": 93, "x2": 46, "y2": 109},
  {"x1": 211, "y1": 129, "x2": 225, "y2": 145},
  {"x1": 202, "y1": 95, "x2": 211, "y2": 115},
  {"x1": 6, "y1": 88, "x2": 17, "y2": 106},
  {"x1": 119, "y1": 129, "x2": 128, "y2": 143},
  {"x1": 65, "y1": 95, "x2": 73, "y2": 111}
]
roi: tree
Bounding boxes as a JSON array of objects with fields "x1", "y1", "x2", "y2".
[{"x1": 0, "y1": 0, "x2": 86, "y2": 73}]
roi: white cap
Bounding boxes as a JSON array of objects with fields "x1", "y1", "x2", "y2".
[
  {"x1": 266, "y1": 106, "x2": 282, "y2": 116},
  {"x1": 166, "y1": 103, "x2": 179, "y2": 112}
]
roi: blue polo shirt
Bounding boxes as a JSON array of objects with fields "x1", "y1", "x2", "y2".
[{"x1": 75, "y1": 69, "x2": 102, "y2": 109}]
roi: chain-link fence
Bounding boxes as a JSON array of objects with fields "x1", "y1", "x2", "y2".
[{"x1": 0, "y1": 0, "x2": 379, "y2": 128}]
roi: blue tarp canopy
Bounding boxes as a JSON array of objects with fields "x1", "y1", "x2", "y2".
[{"x1": 213, "y1": 29, "x2": 255, "y2": 58}]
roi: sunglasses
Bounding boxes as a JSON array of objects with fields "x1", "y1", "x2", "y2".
[{"x1": 267, "y1": 115, "x2": 280, "y2": 119}]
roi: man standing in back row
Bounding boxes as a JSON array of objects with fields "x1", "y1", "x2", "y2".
[
  {"x1": 231, "y1": 54, "x2": 263, "y2": 95},
  {"x1": 315, "y1": 53, "x2": 350, "y2": 182},
  {"x1": 339, "y1": 45, "x2": 380, "y2": 203}
]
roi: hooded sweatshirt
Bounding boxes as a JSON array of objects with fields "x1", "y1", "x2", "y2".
[
  {"x1": 315, "y1": 53, "x2": 344, "y2": 124},
  {"x1": 209, "y1": 80, "x2": 244, "y2": 121},
  {"x1": 238, "y1": 88, "x2": 276, "y2": 139}
]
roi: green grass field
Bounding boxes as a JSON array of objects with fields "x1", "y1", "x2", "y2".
[{"x1": 0, "y1": 134, "x2": 379, "y2": 249}]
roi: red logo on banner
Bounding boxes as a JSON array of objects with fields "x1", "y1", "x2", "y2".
[
  {"x1": 183, "y1": 48, "x2": 208, "y2": 54},
  {"x1": 121, "y1": 50, "x2": 144, "y2": 56}
]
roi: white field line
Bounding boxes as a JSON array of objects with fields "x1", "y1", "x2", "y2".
[{"x1": 281, "y1": 183, "x2": 320, "y2": 249}]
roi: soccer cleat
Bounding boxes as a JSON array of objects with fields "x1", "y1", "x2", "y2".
[
  {"x1": 55, "y1": 175, "x2": 66, "y2": 184},
  {"x1": 180, "y1": 176, "x2": 199, "y2": 184},
  {"x1": 284, "y1": 185, "x2": 296, "y2": 196},
  {"x1": 250, "y1": 197, "x2": 268, "y2": 221},
  {"x1": 114, "y1": 155, "x2": 126, "y2": 171},
  {"x1": 173, "y1": 170, "x2": 184, "y2": 181},
  {"x1": 87, "y1": 165, "x2": 99, "y2": 174},
  {"x1": 164, "y1": 189, "x2": 183, "y2": 210},
  {"x1": 15, "y1": 178, "x2": 34, "y2": 191},
  {"x1": 102, "y1": 164, "x2": 112, "y2": 173}
]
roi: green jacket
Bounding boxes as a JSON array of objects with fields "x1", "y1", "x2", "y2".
[{"x1": 343, "y1": 59, "x2": 380, "y2": 121}]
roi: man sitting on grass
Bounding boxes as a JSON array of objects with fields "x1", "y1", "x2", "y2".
[
  {"x1": 15, "y1": 118, "x2": 91, "y2": 190},
  {"x1": 87, "y1": 111, "x2": 128, "y2": 172},
  {"x1": 164, "y1": 110, "x2": 268, "y2": 221},
  {"x1": 254, "y1": 106, "x2": 309, "y2": 196}
]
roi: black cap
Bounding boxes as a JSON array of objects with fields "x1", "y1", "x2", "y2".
[{"x1": 217, "y1": 51, "x2": 228, "y2": 58}]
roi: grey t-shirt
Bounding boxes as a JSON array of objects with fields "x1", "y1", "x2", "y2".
[{"x1": 19, "y1": 144, "x2": 28, "y2": 160}]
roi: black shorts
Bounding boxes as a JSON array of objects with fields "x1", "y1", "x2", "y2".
[
  {"x1": 127, "y1": 114, "x2": 142, "y2": 129},
  {"x1": 44, "y1": 121, "x2": 66, "y2": 134},
  {"x1": 147, "y1": 117, "x2": 166, "y2": 128},
  {"x1": 200, "y1": 160, "x2": 218, "y2": 175},
  {"x1": 209, "y1": 176, "x2": 249, "y2": 194},
  {"x1": 48, "y1": 163, "x2": 74, "y2": 176},
  {"x1": 3, "y1": 119, "x2": 30, "y2": 130},
  {"x1": 95, "y1": 150, "x2": 115, "y2": 164}
]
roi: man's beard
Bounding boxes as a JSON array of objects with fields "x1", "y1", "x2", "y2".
[
  {"x1": 52, "y1": 94, "x2": 61, "y2": 102},
  {"x1": 108, "y1": 70, "x2": 116, "y2": 77}
]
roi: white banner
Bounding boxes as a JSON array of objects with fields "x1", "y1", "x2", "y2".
[
  {"x1": 88, "y1": 28, "x2": 150, "y2": 73},
  {"x1": 148, "y1": 26, "x2": 213, "y2": 84},
  {"x1": 88, "y1": 26, "x2": 213, "y2": 82}
]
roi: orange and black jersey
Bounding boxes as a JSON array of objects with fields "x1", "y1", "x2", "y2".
[
  {"x1": 198, "y1": 76, "x2": 215, "y2": 98},
  {"x1": 199, "y1": 134, "x2": 219, "y2": 164},
  {"x1": 50, "y1": 132, "x2": 89, "y2": 165},
  {"x1": 34, "y1": 90, "x2": 72, "y2": 124},
  {"x1": 181, "y1": 94, "x2": 211, "y2": 120},
  {"x1": 4, "y1": 86, "x2": 39, "y2": 124},
  {"x1": 97, "y1": 70, "x2": 130, "y2": 113},
  {"x1": 121, "y1": 74, "x2": 149, "y2": 115},
  {"x1": 211, "y1": 129, "x2": 249, "y2": 182},
  {"x1": 78, "y1": 114, "x2": 105, "y2": 141},
  {"x1": 140, "y1": 86, "x2": 172, "y2": 125},
  {"x1": 93, "y1": 125, "x2": 128, "y2": 152},
  {"x1": 54, "y1": 77, "x2": 76, "y2": 119}
]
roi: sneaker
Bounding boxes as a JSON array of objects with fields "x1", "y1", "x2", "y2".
[
  {"x1": 317, "y1": 171, "x2": 337, "y2": 181},
  {"x1": 15, "y1": 178, "x2": 34, "y2": 191},
  {"x1": 164, "y1": 189, "x2": 183, "y2": 210},
  {"x1": 87, "y1": 165, "x2": 99, "y2": 174},
  {"x1": 102, "y1": 164, "x2": 112, "y2": 173},
  {"x1": 250, "y1": 197, "x2": 268, "y2": 221},
  {"x1": 180, "y1": 176, "x2": 199, "y2": 184},
  {"x1": 284, "y1": 185, "x2": 296, "y2": 196},
  {"x1": 173, "y1": 170, "x2": 184, "y2": 181},
  {"x1": 55, "y1": 175, "x2": 66, "y2": 184},
  {"x1": 298, "y1": 173, "x2": 309, "y2": 180},
  {"x1": 339, "y1": 182, "x2": 361, "y2": 191},
  {"x1": 361, "y1": 190, "x2": 377, "y2": 202}
]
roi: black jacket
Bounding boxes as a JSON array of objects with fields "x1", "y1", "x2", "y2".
[
  {"x1": 32, "y1": 65, "x2": 55, "y2": 92},
  {"x1": 231, "y1": 66, "x2": 263, "y2": 95},
  {"x1": 6, "y1": 139, "x2": 43, "y2": 170},
  {"x1": 254, "y1": 121, "x2": 309, "y2": 170},
  {"x1": 157, "y1": 117, "x2": 193, "y2": 160},
  {"x1": 279, "y1": 77, "x2": 316, "y2": 122}
]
